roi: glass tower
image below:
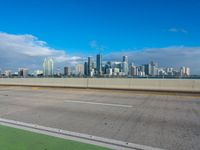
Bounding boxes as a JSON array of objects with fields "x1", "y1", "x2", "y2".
[
  {"x1": 43, "y1": 58, "x2": 54, "y2": 77},
  {"x1": 96, "y1": 54, "x2": 102, "y2": 76}
]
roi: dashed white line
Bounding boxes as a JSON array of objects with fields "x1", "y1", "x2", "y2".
[{"x1": 64, "y1": 100, "x2": 133, "y2": 108}]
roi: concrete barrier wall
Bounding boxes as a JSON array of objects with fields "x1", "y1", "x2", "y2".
[{"x1": 0, "y1": 78, "x2": 199, "y2": 92}]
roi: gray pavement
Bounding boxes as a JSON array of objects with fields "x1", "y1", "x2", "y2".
[{"x1": 0, "y1": 86, "x2": 200, "y2": 150}]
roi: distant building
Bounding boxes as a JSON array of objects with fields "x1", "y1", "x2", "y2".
[
  {"x1": 43, "y1": 58, "x2": 54, "y2": 77},
  {"x1": 64, "y1": 66, "x2": 71, "y2": 76},
  {"x1": 104, "y1": 63, "x2": 111, "y2": 75},
  {"x1": 87, "y1": 57, "x2": 93, "y2": 77},
  {"x1": 185, "y1": 67, "x2": 190, "y2": 76},
  {"x1": 113, "y1": 68, "x2": 120, "y2": 76},
  {"x1": 18, "y1": 68, "x2": 28, "y2": 78},
  {"x1": 34, "y1": 70, "x2": 43, "y2": 77},
  {"x1": 75, "y1": 64, "x2": 84, "y2": 76},
  {"x1": 121, "y1": 62, "x2": 128, "y2": 75},
  {"x1": 4, "y1": 70, "x2": 12, "y2": 77},
  {"x1": 106, "y1": 68, "x2": 112, "y2": 76},
  {"x1": 144, "y1": 64, "x2": 151, "y2": 76},
  {"x1": 150, "y1": 61, "x2": 158, "y2": 76},
  {"x1": 130, "y1": 66, "x2": 138, "y2": 76},
  {"x1": 96, "y1": 54, "x2": 102, "y2": 76},
  {"x1": 123, "y1": 56, "x2": 128, "y2": 63},
  {"x1": 110, "y1": 61, "x2": 121, "y2": 72},
  {"x1": 122, "y1": 56, "x2": 129, "y2": 75},
  {"x1": 143, "y1": 61, "x2": 158, "y2": 76},
  {"x1": 180, "y1": 67, "x2": 190, "y2": 77},
  {"x1": 84, "y1": 62, "x2": 88, "y2": 76},
  {"x1": 138, "y1": 66, "x2": 145, "y2": 76}
]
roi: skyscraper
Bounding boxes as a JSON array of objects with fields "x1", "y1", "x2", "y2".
[
  {"x1": 123, "y1": 56, "x2": 128, "y2": 63},
  {"x1": 150, "y1": 61, "x2": 158, "y2": 76},
  {"x1": 130, "y1": 65, "x2": 138, "y2": 76},
  {"x1": 96, "y1": 54, "x2": 102, "y2": 76},
  {"x1": 122, "y1": 56, "x2": 129, "y2": 75},
  {"x1": 180, "y1": 66, "x2": 190, "y2": 77},
  {"x1": 84, "y1": 62, "x2": 88, "y2": 76},
  {"x1": 185, "y1": 67, "x2": 190, "y2": 76},
  {"x1": 75, "y1": 64, "x2": 84, "y2": 75},
  {"x1": 64, "y1": 66, "x2": 70, "y2": 76},
  {"x1": 43, "y1": 58, "x2": 54, "y2": 77},
  {"x1": 144, "y1": 64, "x2": 151, "y2": 75},
  {"x1": 88, "y1": 57, "x2": 92, "y2": 76}
]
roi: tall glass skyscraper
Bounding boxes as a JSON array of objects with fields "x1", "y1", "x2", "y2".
[
  {"x1": 123, "y1": 56, "x2": 128, "y2": 64},
  {"x1": 122, "y1": 56, "x2": 129, "y2": 75},
  {"x1": 88, "y1": 57, "x2": 92, "y2": 76},
  {"x1": 43, "y1": 58, "x2": 54, "y2": 77},
  {"x1": 84, "y1": 62, "x2": 88, "y2": 76},
  {"x1": 96, "y1": 54, "x2": 102, "y2": 75}
]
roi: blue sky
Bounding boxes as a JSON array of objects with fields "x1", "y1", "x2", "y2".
[
  {"x1": 0, "y1": 0, "x2": 200, "y2": 73},
  {"x1": 1, "y1": 0, "x2": 200, "y2": 53}
]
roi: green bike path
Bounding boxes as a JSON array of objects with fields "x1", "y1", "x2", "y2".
[{"x1": 0, "y1": 125, "x2": 110, "y2": 150}]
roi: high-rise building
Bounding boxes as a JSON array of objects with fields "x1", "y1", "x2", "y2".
[
  {"x1": 144, "y1": 64, "x2": 151, "y2": 76},
  {"x1": 84, "y1": 62, "x2": 88, "y2": 76},
  {"x1": 104, "y1": 63, "x2": 111, "y2": 75},
  {"x1": 185, "y1": 67, "x2": 190, "y2": 76},
  {"x1": 123, "y1": 56, "x2": 128, "y2": 63},
  {"x1": 138, "y1": 65, "x2": 145, "y2": 76},
  {"x1": 75, "y1": 64, "x2": 84, "y2": 75},
  {"x1": 130, "y1": 66, "x2": 138, "y2": 76},
  {"x1": 96, "y1": 54, "x2": 102, "y2": 76},
  {"x1": 43, "y1": 58, "x2": 54, "y2": 77},
  {"x1": 166, "y1": 68, "x2": 174, "y2": 76},
  {"x1": 180, "y1": 66, "x2": 190, "y2": 77},
  {"x1": 122, "y1": 56, "x2": 129, "y2": 75},
  {"x1": 18, "y1": 68, "x2": 28, "y2": 78},
  {"x1": 64, "y1": 66, "x2": 70, "y2": 76},
  {"x1": 88, "y1": 57, "x2": 93, "y2": 77},
  {"x1": 150, "y1": 61, "x2": 158, "y2": 76},
  {"x1": 4, "y1": 70, "x2": 12, "y2": 77},
  {"x1": 106, "y1": 68, "x2": 112, "y2": 76},
  {"x1": 144, "y1": 61, "x2": 158, "y2": 76},
  {"x1": 113, "y1": 68, "x2": 120, "y2": 76}
]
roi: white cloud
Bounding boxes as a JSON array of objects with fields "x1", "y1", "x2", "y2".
[
  {"x1": 89, "y1": 40, "x2": 106, "y2": 51},
  {"x1": 168, "y1": 28, "x2": 178, "y2": 32},
  {"x1": 168, "y1": 28, "x2": 188, "y2": 34},
  {"x1": 1, "y1": 32, "x2": 199, "y2": 75},
  {"x1": 105, "y1": 46, "x2": 200, "y2": 74},
  {"x1": 0, "y1": 32, "x2": 81, "y2": 72}
]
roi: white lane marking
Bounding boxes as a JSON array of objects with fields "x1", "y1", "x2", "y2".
[
  {"x1": 64, "y1": 100, "x2": 133, "y2": 108},
  {"x1": 0, "y1": 118, "x2": 164, "y2": 150}
]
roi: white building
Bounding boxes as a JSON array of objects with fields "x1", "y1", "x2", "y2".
[
  {"x1": 75, "y1": 64, "x2": 84, "y2": 75},
  {"x1": 34, "y1": 70, "x2": 43, "y2": 76},
  {"x1": 4, "y1": 70, "x2": 12, "y2": 77},
  {"x1": 113, "y1": 68, "x2": 120, "y2": 76},
  {"x1": 43, "y1": 58, "x2": 54, "y2": 77},
  {"x1": 185, "y1": 67, "x2": 190, "y2": 76},
  {"x1": 180, "y1": 66, "x2": 190, "y2": 77},
  {"x1": 122, "y1": 56, "x2": 129, "y2": 75},
  {"x1": 121, "y1": 62, "x2": 129, "y2": 75},
  {"x1": 130, "y1": 66, "x2": 138, "y2": 76},
  {"x1": 106, "y1": 68, "x2": 112, "y2": 76}
]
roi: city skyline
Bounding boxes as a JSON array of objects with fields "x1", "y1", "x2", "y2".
[
  {"x1": 0, "y1": 54, "x2": 191, "y2": 78},
  {"x1": 0, "y1": 0, "x2": 200, "y2": 74}
]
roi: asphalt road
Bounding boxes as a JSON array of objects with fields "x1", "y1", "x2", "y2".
[{"x1": 0, "y1": 86, "x2": 199, "y2": 150}]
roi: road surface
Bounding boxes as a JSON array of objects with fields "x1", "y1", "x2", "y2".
[{"x1": 0, "y1": 86, "x2": 199, "y2": 150}]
